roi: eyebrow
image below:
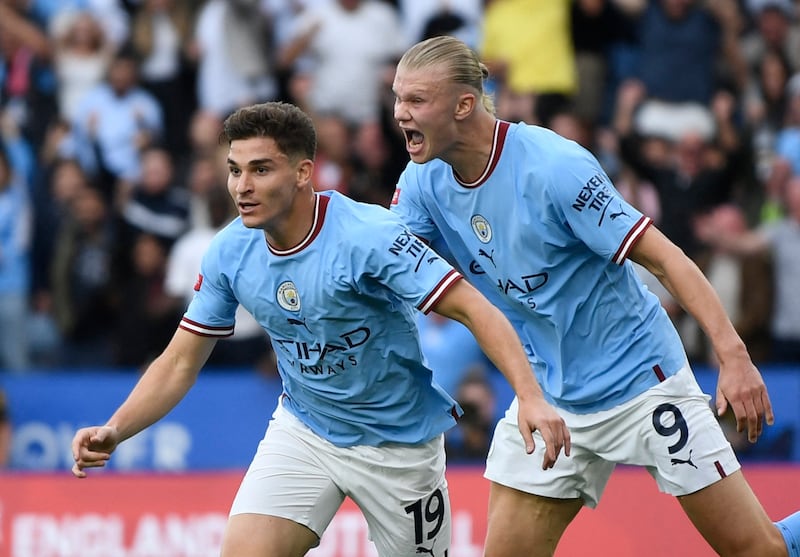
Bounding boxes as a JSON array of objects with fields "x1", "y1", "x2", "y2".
[{"x1": 227, "y1": 157, "x2": 274, "y2": 167}]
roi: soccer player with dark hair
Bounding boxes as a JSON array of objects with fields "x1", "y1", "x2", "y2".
[
  {"x1": 71, "y1": 101, "x2": 569, "y2": 557},
  {"x1": 390, "y1": 35, "x2": 800, "y2": 557}
]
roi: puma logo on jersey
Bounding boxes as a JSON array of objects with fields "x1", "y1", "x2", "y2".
[
  {"x1": 478, "y1": 248, "x2": 496, "y2": 267},
  {"x1": 287, "y1": 317, "x2": 312, "y2": 333},
  {"x1": 610, "y1": 205, "x2": 629, "y2": 220}
]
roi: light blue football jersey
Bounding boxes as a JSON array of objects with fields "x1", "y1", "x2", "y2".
[
  {"x1": 182, "y1": 191, "x2": 463, "y2": 446},
  {"x1": 392, "y1": 121, "x2": 687, "y2": 413}
]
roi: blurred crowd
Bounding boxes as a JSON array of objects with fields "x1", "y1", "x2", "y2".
[{"x1": 1, "y1": 0, "x2": 800, "y2": 462}]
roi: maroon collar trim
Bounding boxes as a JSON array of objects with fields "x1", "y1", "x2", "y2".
[
  {"x1": 454, "y1": 120, "x2": 509, "y2": 188},
  {"x1": 267, "y1": 193, "x2": 329, "y2": 256}
]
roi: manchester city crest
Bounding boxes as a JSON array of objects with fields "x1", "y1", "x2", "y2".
[
  {"x1": 277, "y1": 281, "x2": 301, "y2": 312},
  {"x1": 471, "y1": 214, "x2": 492, "y2": 243}
]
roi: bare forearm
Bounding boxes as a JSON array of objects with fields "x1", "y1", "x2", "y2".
[
  {"x1": 434, "y1": 281, "x2": 542, "y2": 400},
  {"x1": 465, "y1": 305, "x2": 543, "y2": 400},
  {"x1": 105, "y1": 330, "x2": 213, "y2": 441},
  {"x1": 647, "y1": 248, "x2": 747, "y2": 363},
  {"x1": 106, "y1": 353, "x2": 197, "y2": 441}
]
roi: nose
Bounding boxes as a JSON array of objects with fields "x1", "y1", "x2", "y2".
[
  {"x1": 234, "y1": 172, "x2": 252, "y2": 194},
  {"x1": 393, "y1": 98, "x2": 408, "y2": 122}
]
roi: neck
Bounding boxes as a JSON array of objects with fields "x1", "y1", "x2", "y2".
[
  {"x1": 264, "y1": 190, "x2": 317, "y2": 251},
  {"x1": 447, "y1": 112, "x2": 498, "y2": 184}
]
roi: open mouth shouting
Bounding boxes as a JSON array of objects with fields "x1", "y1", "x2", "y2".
[{"x1": 402, "y1": 127, "x2": 425, "y2": 157}]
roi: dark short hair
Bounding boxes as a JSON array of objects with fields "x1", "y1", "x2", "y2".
[{"x1": 221, "y1": 102, "x2": 317, "y2": 162}]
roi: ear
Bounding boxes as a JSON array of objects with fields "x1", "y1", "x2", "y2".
[
  {"x1": 296, "y1": 158, "x2": 314, "y2": 187},
  {"x1": 454, "y1": 92, "x2": 476, "y2": 121}
]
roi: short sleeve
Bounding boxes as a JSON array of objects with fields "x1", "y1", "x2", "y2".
[
  {"x1": 180, "y1": 239, "x2": 238, "y2": 337},
  {"x1": 544, "y1": 145, "x2": 651, "y2": 264},
  {"x1": 350, "y1": 210, "x2": 461, "y2": 314},
  {"x1": 390, "y1": 166, "x2": 440, "y2": 244}
]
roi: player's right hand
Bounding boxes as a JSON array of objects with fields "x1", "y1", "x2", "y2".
[{"x1": 71, "y1": 425, "x2": 120, "y2": 478}]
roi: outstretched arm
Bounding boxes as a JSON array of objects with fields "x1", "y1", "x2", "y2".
[
  {"x1": 433, "y1": 279, "x2": 571, "y2": 469},
  {"x1": 71, "y1": 328, "x2": 217, "y2": 477},
  {"x1": 629, "y1": 226, "x2": 774, "y2": 442}
]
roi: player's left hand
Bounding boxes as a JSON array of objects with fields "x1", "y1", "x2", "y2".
[
  {"x1": 516, "y1": 396, "x2": 571, "y2": 470},
  {"x1": 716, "y1": 357, "x2": 774, "y2": 443}
]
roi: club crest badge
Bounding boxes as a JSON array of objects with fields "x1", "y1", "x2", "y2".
[
  {"x1": 471, "y1": 214, "x2": 492, "y2": 243},
  {"x1": 277, "y1": 281, "x2": 301, "y2": 312}
]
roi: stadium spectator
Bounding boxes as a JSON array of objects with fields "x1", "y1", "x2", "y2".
[
  {"x1": 0, "y1": 0, "x2": 59, "y2": 151},
  {"x1": 191, "y1": 0, "x2": 277, "y2": 118},
  {"x1": 570, "y1": 0, "x2": 638, "y2": 125},
  {"x1": 397, "y1": 0, "x2": 483, "y2": 47},
  {"x1": 743, "y1": 47, "x2": 794, "y2": 186},
  {"x1": 740, "y1": 0, "x2": 800, "y2": 79},
  {"x1": 479, "y1": 0, "x2": 576, "y2": 124},
  {"x1": 71, "y1": 101, "x2": 568, "y2": 557},
  {"x1": 30, "y1": 158, "x2": 90, "y2": 302},
  {"x1": 117, "y1": 144, "x2": 189, "y2": 253},
  {"x1": 697, "y1": 176, "x2": 800, "y2": 364},
  {"x1": 28, "y1": 0, "x2": 131, "y2": 49},
  {"x1": 49, "y1": 10, "x2": 114, "y2": 123},
  {"x1": 112, "y1": 232, "x2": 183, "y2": 368},
  {"x1": 691, "y1": 204, "x2": 774, "y2": 365},
  {"x1": 130, "y1": 0, "x2": 197, "y2": 158},
  {"x1": 308, "y1": 112, "x2": 353, "y2": 196},
  {"x1": 630, "y1": 0, "x2": 746, "y2": 105},
  {"x1": 390, "y1": 35, "x2": 800, "y2": 557},
  {"x1": 445, "y1": 369, "x2": 497, "y2": 463},
  {"x1": 278, "y1": 0, "x2": 408, "y2": 131},
  {"x1": 50, "y1": 186, "x2": 118, "y2": 367},
  {"x1": 349, "y1": 117, "x2": 410, "y2": 206},
  {"x1": 774, "y1": 72, "x2": 800, "y2": 176},
  {"x1": 27, "y1": 158, "x2": 99, "y2": 366},
  {"x1": 69, "y1": 45, "x2": 164, "y2": 198},
  {"x1": 746, "y1": 48, "x2": 794, "y2": 135},
  {"x1": 613, "y1": 79, "x2": 743, "y2": 261},
  {"x1": 178, "y1": 109, "x2": 228, "y2": 227},
  {"x1": 750, "y1": 154, "x2": 793, "y2": 233},
  {"x1": 0, "y1": 139, "x2": 32, "y2": 372},
  {"x1": 182, "y1": 150, "x2": 225, "y2": 229}
]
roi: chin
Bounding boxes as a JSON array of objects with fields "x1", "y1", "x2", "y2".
[
  {"x1": 239, "y1": 215, "x2": 263, "y2": 229},
  {"x1": 409, "y1": 151, "x2": 432, "y2": 164}
]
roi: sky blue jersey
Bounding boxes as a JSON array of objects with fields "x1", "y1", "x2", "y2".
[
  {"x1": 183, "y1": 191, "x2": 463, "y2": 446},
  {"x1": 391, "y1": 121, "x2": 687, "y2": 413}
]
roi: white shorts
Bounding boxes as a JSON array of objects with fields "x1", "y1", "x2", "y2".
[
  {"x1": 229, "y1": 398, "x2": 451, "y2": 557},
  {"x1": 485, "y1": 364, "x2": 740, "y2": 508}
]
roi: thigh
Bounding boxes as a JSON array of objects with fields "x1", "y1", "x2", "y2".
[
  {"x1": 678, "y1": 471, "x2": 787, "y2": 557},
  {"x1": 484, "y1": 482, "x2": 583, "y2": 557},
  {"x1": 345, "y1": 436, "x2": 451, "y2": 557},
  {"x1": 229, "y1": 402, "x2": 346, "y2": 540},
  {"x1": 221, "y1": 513, "x2": 319, "y2": 557}
]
